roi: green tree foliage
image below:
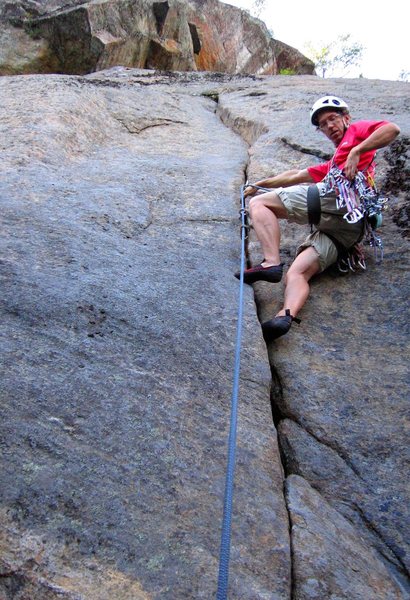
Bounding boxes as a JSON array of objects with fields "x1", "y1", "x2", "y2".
[
  {"x1": 304, "y1": 34, "x2": 364, "y2": 78},
  {"x1": 279, "y1": 68, "x2": 296, "y2": 75}
]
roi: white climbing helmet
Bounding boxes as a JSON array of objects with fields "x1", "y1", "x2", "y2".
[{"x1": 310, "y1": 96, "x2": 349, "y2": 126}]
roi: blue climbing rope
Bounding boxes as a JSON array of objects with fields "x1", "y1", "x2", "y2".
[{"x1": 216, "y1": 184, "x2": 249, "y2": 600}]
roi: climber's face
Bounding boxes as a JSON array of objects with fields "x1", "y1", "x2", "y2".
[{"x1": 317, "y1": 110, "x2": 350, "y2": 146}]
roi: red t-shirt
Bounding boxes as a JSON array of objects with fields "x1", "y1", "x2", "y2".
[{"x1": 307, "y1": 120, "x2": 390, "y2": 182}]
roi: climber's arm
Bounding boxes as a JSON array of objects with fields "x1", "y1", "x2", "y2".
[
  {"x1": 244, "y1": 169, "x2": 314, "y2": 197},
  {"x1": 344, "y1": 122, "x2": 401, "y2": 180}
]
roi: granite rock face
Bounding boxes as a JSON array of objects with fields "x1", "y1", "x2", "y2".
[
  {"x1": 218, "y1": 74, "x2": 410, "y2": 596},
  {"x1": 286, "y1": 475, "x2": 404, "y2": 599},
  {"x1": 1, "y1": 69, "x2": 409, "y2": 599},
  {"x1": 0, "y1": 69, "x2": 289, "y2": 600},
  {"x1": 0, "y1": 0, "x2": 314, "y2": 76}
]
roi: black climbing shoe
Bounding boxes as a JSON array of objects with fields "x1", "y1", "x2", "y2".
[
  {"x1": 261, "y1": 309, "x2": 301, "y2": 342},
  {"x1": 235, "y1": 263, "x2": 283, "y2": 285}
]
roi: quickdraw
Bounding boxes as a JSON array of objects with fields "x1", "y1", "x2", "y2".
[
  {"x1": 337, "y1": 243, "x2": 367, "y2": 273},
  {"x1": 323, "y1": 167, "x2": 364, "y2": 223}
]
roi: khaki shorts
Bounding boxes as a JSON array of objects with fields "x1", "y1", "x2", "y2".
[{"x1": 277, "y1": 183, "x2": 363, "y2": 272}]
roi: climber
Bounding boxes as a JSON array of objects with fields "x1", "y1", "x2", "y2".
[{"x1": 236, "y1": 95, "x2": 400, "y2": 341}]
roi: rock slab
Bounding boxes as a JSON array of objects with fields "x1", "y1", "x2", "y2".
[
  {"x1": 0, "y1": 69, "x2": 289, "y2": 599},
  {"x1": 0, "y1": 69, "x2": 409, "y2": 598}
]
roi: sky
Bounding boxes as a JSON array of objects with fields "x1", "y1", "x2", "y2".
[{"x1": 223, "y1": 0, "x2": 409, "y2": 81}]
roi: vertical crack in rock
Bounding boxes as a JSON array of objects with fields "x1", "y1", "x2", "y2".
[
  {"x1": 214, "y1": 98, "x2": 296, "y2": 598},
  {"x1": 188, "y1": 23, "x2": 201, "y2": 55},
  {"x1": 267, "y1": 365, "x2": 362, "y2": 485}
]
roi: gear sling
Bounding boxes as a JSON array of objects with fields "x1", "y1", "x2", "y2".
[{"x1": 306, "y1": 166, "x2": 387, "y2": 272}]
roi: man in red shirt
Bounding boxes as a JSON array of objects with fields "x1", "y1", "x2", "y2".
[{"x1": 239, "y1": 96, "x2": 400, "y2": 341}]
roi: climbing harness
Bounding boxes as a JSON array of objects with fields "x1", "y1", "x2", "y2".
[
  {"x1": 216, "y1": 184, "x2": 249, "y2": 600},
  {"x1": 247, "y1": 179, "x2": 384, "y2": 272},
  {"x1": 307, "y1": 184, "x2": 321, "y2": 227}
]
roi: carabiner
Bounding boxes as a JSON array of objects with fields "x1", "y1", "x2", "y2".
[
  {"x1": 337, "y1": 258, "x2": 350, "y2": 273},
  {"x1": 347, "y1": 256, "x2": 357, "y2": 272},
  {"x1": 343, "y1": 208, "x2": 364, "y2": 224}
]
